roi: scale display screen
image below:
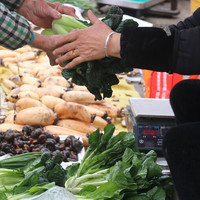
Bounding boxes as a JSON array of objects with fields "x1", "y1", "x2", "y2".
[
  {"x1": 138, "y1": 126, "x2": 159, "y2": 136},
  {"x1": 137, "y1": 125, "x2": 172, "y2": 149}
]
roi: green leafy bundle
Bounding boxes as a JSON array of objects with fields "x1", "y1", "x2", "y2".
[
  {"x1": 0, "y1": 151, "x2": 66, "y2": 199},
  {"x1": 61, "y1": 6, "x2": 138, "y2": 100},
  {"x1": 64, "y1": 124, "x2": 173, "y2": 200}
]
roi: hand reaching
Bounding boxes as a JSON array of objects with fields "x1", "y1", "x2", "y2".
[
  {"x1": 18, "y1": 0, "x2": 77, "y2": 28},
  {"x1": 53, "y1": 10, "x2": 121, "y2": 69}
]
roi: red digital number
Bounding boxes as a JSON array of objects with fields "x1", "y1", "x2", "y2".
[{"x1": 143, "y1": 129, "x2": 158, "y2": 136}]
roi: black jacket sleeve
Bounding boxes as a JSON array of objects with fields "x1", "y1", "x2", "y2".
[{"x1": 120, "y1": 8, "x2": 200, "y2": 75}]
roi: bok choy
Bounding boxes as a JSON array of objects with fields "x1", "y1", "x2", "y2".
[
  {"x1": 42, "y1": 6, "x2": 139, "y2": 100},
  {"x1": 64, "y1": 124, "x2": 173, "y2": 200}
]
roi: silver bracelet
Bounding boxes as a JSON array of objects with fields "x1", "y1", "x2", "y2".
[{"x1": 104, "y1": 31, "x2": 115, "y2": 57}]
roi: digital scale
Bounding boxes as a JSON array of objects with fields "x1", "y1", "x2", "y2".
[{"x1": 125, "y1": 98, "x2": 176, "y2": 156}]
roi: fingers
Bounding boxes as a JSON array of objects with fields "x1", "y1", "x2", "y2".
[
  {"x1": 87, "y1": 10, "x2": 100, "y2": 25},
  {"x1": 54, "y1": 31, "x2": 79, "y2": 47},
  {"x1": 55, "y1": 49, "x2": 79, "y2": 64},
  {"x1": 62, "y1": 6, "x2": 77, "y2": 18},
  {"x1": 48, "y1": 2, "x2": 77, "y2": 18},
  {"x1": 53, "y1": 41, "x2": 75, "y2": 55},
  {"x1": 42, "y1": 1, "x2": 61, "y2": 19},
  {"x1": 65, "y1": 57, "x2": 83, "y2": 69}
]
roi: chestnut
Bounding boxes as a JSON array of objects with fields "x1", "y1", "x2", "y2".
[
  {"x1": 4, "y1": 130, "x2": 14, "y2": 142},
  {"x1": 38, "y1": 134, "x2": 47, "y2": 144},
  {"x1": 31, "y1": 128, "x2": 44, "y2": 138},
  {"x1": 22, "y1": 125, "x2": 34, "y2": 136},
  {"x1": 71, "y1": 139, "x2": 83, "y2": 153},
  {"x1": 46, "y1": 138, "x2": 56, "y2": 147},
  {"x1": 69, "y1": 151, "x2": 78, "y2": 160},
  {"x1": 15, "y1": 148, "x2": 23, "y2": 154},
  {"x1": 64, "y1": 138, "x2": 71, "y2": 146},
  {"x1": 53, "y1": 135, "x2": 60, "y2": 143},
  {"x1": 58, "y1": 144, "x2": 65, "y2": 151}
]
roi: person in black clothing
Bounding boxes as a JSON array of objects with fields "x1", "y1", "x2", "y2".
[{"x1": 52, "y1": 8, "x2": 200, "y2": 200}]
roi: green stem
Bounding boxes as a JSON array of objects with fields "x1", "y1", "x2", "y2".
[
  {"x1": 79, "y1": 180, "x2": 107, "y2": 188},
  {"x1": 73, "y1": 172, "x2": 104, "y2": 188}
]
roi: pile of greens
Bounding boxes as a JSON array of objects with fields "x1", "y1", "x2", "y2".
[
  {"x1": 0, "y1": 151, "x2": 67, "y2": 199},
  {"x1": 47, "y1": 0, "x2": 96, "y2": 11},
  {"x1": 61, "y1": 6, "x2": 138, "y2": 100},
  {"x1": 0, "y1": 125, "x2": 173, "y2": 199},
  {"x1": 64, "y1": 124, "x2": 173, "y2": 200}
]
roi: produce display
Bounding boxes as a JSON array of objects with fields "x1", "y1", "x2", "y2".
[
  {"x1": 0, "y1": 43, "x2": 120, "y2": 147},
  {"x1": 0, "y1": 125, "x2": 83, "y2": 162},
  {"x1": 0, "y1": 125, "x2": 173, "y2": 200},
  {"x1": 0, "y1": 4, "x2": 174, "y2": 199},
  {"x1": 0, "y1": 150, "x2": 67, "y2": 199},
  {"x1": 42, "y1": 6, "x2": 139, "y2": 100}
]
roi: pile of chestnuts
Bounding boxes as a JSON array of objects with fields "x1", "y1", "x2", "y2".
[{"x1": 0, "y1": 125, "x2": 84, "y2": 162}]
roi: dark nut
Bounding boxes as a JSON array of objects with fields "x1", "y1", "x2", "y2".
[
  {"x1": 53, "y1": 135, "x2": 60, "y2": 143},
  {"x1": 22, "y1": 125, "x2": 34, "y2": 136},
  {"x1": 71, "y1": 139, "x2": 83, "y2": 153},
  {"x1": 31, "y1": 128, "x2": 44, "y2": 138},
  {"x1": 23, "y1": 144, "x2": 30, "y2": 151},
  {"x1": 69, "y1": 151, "x2": 78, "y2": 160},
  {"x1": 4, "y1": 130, "x2": 14, "y2": 142},
  {"x1": 46, "y1": 138, "x2": 56, "y2": 147},
  {"x1": 58, "y1": 144, "x2": 65, "y2": 151},
  {"x1": 38, "y1": 134, "x2": 47, "y2": 144},
  {"x1": 15, "y1": 148, "x2": 23, "y2": 154},
  {"x1": 64, "y1": 138, "x2": 71, "y2": 146}
]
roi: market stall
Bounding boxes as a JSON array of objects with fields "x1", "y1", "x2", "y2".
[{"x1": 0, "y1": 3, "x2": 175, "y2": 200}]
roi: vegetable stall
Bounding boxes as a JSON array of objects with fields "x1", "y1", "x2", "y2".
[
  {"x1": 0, "y1": 4, "x2": 174, "y2": 200},
  {"x1": 0, "y1": 125, "x2": 173, "y2": 199}
]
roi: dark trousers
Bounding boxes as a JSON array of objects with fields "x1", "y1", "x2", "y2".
[{"x1": 163, "y1": 79, "x2": 200, "y2": 200}]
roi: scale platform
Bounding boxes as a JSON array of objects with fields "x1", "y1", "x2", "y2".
[
  {"x1": 125, "y1": 98, "x2": 176, "y2": 155},
  {"x1": 97, "y1": 0, "x2": 165, "y2": 10}
]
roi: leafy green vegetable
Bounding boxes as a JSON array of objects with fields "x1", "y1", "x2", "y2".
[
  {"x1": 0, "y1": 192, "x2": 7, "y2": 200},
  {"x1": 0, "y1": 151, "x2": 66, "y2": 199},
  {"x1": 64, "y1": 125, "x2": 173, "y2": 200},
  {"x1": 51, "y1": 15, "x2": 88, "y2": 35},
  {"x1": 44, "y1": 164, "x2": 66, "y2": 187},
  {"x1": 12, "y1": 150, "x2": 66, "y2": 195},
  {"x1": 0, "y1": 152, "x2": 43, "y2": 169},
  {"x1": 115, "y1": 19, "x2": 139, "y2": 33},
  {"x1": 61, "y1": 6, "x2": 138, "y2": 100},
  {"x1": 16, "y1": 186, "x2": 76, "y2": 200},
  {"x1": 7, "y1": 182, "x2": 55, "y2": 200},
  {"x1": 42, "y1": 5, "x2": 138, "y2": 100},
  {"x1": 0, "y1": 168, "x2": 24, "y2": 193},
  {"x1": 78, "y1": 182, "x2": 122, "y2": 199},
  {"x1": 41, "y1": 29, "x2": 55, "y2": 35}
]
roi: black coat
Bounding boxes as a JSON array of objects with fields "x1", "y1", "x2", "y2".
[{"x1": 120, "y1": 8, "x2": 200, "y2": 75}]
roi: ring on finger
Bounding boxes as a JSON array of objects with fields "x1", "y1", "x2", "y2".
[{"x1": 72, "y1": 50, "x2": 77, "y2": 57}]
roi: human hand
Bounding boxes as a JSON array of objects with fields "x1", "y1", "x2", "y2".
[
  {"x1": 18, "y1": 0, "x2": 77, "y2": 28},
  {"x1": 30, "y1": 33, "x2": 66, "y2": 65},
  {"x1": 53, "y1": 10, "x2": 121, "y2": 69}
]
